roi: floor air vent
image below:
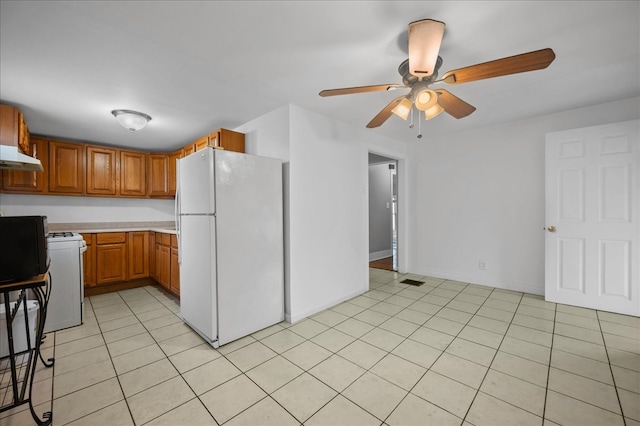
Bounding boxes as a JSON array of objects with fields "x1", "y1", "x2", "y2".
[{"x1": 400, "y1": 278, "x2": 424, "y2": 286}]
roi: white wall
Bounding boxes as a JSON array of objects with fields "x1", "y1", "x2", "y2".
[
  {"x1": 408, "y1": 97, "x2": 640, "y2": 295},
  {"x1": 0, "y1": 193, "x2": 175, "y2": 223},
  {"x1": 238, "y1": 104, "x2": 408, "y2": 322},
  {"x1": 235, "y1": 105, "x2": 292, "y2": 318}
]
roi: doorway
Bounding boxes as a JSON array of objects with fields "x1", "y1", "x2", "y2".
[{"x1": 368, "y1": 153, "x2": 398, "y2": 271}]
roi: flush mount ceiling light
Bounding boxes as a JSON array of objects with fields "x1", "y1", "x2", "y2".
[{"x1": 111, "y1": 109, "x2": 152, "y2": 132}]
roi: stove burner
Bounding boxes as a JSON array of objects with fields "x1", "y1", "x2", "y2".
[{"x1": 50, "y1": 232, "x2": 74, "y2": 238}]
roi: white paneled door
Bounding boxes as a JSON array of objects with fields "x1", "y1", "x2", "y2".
[{"x1": 545, "y1": 120, "x2": 639, "y2": 316}]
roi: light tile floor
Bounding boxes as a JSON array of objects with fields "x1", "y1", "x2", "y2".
[{"x1": 2, "y1": 268, "x2": 639, "y2": 425}]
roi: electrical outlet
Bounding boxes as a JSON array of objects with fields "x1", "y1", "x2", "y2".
[{"x1": 479, "y1": 260, "x2": 487, "y2": 270}]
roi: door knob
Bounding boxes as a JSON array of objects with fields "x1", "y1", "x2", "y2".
[{"x1": 547, "y1": 226, "x2": 556, "y2": 232}]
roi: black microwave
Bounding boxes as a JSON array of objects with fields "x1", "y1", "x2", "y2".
[{"x1": 0, "y1": 216, "x2": 49, "y2": 282}]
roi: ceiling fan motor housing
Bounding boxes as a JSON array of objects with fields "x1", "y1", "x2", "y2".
[{"x1": 399, "y1": 56, "x2": 442, "y2": 87}]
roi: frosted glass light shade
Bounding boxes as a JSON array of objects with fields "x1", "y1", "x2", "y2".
[
  {"x1": 111, "y1": 109, "x2": 152, "y2": 132},
  {"x1": 414, "y1": 89, "x2": 438, "y2": 111},
  {"x1": 408, "y1": 19, "x2": 445, "y2": 79},
  {"x1": 391, "y1": 97, "x2": 413, "y2": 120},
  {"x1": 424, "y1": 103, "x2": 444, "y2": 120}
]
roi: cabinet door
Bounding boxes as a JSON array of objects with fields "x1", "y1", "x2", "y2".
[
  {"x1": 18, "y1": 112, "x2": 29, "y2": 155},
  {"x1": 184, "y1": 144, "x2": 195, "y2": 156},
  {"x1": 96, "y1": 243, "x2": 127, "y2": 284},
  {"x1": 147, "y1": 154, "x2": 169, "y2": 197},
  {"x1": 128, "y1": 231, "x2": 149, "y2": 279},
  {"x1": 86, "y1": 146, "x2": 118, "y2": 196},
  {"x1": 213, "y1": 128, "x2": 245, "y2": 153},
  {"x1": 194, "y1": 136, "x2": 209, "y2": 152},
  {"x1": 81, "y1": 233, "x2": 96, "y2": 287},
  {"x1": 49, "y1": 140, "x2": 85, "y2": 194},
  {"x1": 0, "y1": 104, "x2": 19, "y2": 147},
  {"x1": 170, "y1": 247, "x2": 180, "y2": 296},
  {"x1": 2, "y1": 137, "x2": 48, "y2": 193},
  {"x1": 120, "y1": 150, "x2": 147, "y2": 197},
  {"x1": 154, "y1": 242, "x2": 162, "y2": 283},
  {"x1": 160, "y1": 244, "x2": 171, "y2": 290},
  {"x1": 168, "y1": 150, "x2": 182, "y2": 196},
  {"x1": 149, "y1": 232, "x2": 156, "y2": 279}
]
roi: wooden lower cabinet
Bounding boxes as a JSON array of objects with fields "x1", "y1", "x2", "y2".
[
  {"x1": 81, "y1": 230, "x2": 178, "y2": 296},
  {"x1": 170, "y1": 235, "x2": 180, "y2": 295},
  {"x1": 149, "y1": 232, "x2": 156, "y2": 280},
  {"x1": 154, "y1": 231, "x2": 178, "y2": 295},
  {"x1": 96, "y1": 232, "x2": 127, "y2": 285},
  {"x1": 128, "y1": 231, "x2": 149, "y2": 279},
  {"x1": 81, "y1": 233, "x2": 96, "y2": 287}
]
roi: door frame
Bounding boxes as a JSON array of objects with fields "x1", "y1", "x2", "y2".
[{"x1": 367, "y1": 150, "x2": 407, "y2": 274}]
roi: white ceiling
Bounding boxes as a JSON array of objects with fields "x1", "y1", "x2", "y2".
[{"x1": 1, "y1": 1, "x2": 638, "y2": 152}]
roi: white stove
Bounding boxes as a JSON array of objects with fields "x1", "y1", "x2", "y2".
[{"x1": 45, "y1": 231, "x2": 87, "y2": 332}]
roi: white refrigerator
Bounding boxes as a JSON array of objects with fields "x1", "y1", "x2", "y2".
[{"x1": 176, "y1": 147, "x2": 284, "y2": 347}]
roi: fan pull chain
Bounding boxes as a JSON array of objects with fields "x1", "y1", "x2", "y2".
[
  {"x1": 417, "y1": 112, "x2": 422, "y2": 138},
  {"x1": 409, "y1": 106, "x2": 414, "y2": 129}
]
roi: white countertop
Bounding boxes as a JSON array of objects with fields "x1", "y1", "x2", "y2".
[{"x1": 49, "y1": 221, "x2": 176, "y2": 235}]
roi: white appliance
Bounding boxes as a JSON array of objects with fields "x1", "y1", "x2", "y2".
[
  {"x1": 44, "y1": 232, "x2": 86, "y2": 333},
  {"x1": 176, "y1": 148, "x2": 284, "y2": 348}
]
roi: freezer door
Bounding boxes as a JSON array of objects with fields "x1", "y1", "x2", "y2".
[
  {"x1": 178, "y1": 148, "x2": 215, "y2": 214},
  {"x1": 215, "y1": 150, "x2": 284, "y2": 345},
  {"x1": 179, "y1": 215, "x2": 217, "y2": 343}
]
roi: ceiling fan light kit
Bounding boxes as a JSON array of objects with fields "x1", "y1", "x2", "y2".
[
  {"x1": 391, "y1": 97, "x2": 412, "y2": 120},
  {"x1": 424, "y1": 102, "x2": 444, "y2": 120},
  {"x1": 319, "y1": 18, "x2": 556, "y2": 137}
]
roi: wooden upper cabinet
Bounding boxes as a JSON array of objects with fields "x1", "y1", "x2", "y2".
[
  {"x1": 147, "y1": 153, "x2": 169, "y2": 197},
  {"x1": 0, "y1": 104, "x2": 21, "y2": 149},
  {"x1": 2, "y1": 137, "x2": 48, "y2": 193},
  {"x1": 86, "y1": 146, "x2": 117, "y2": 196},
  {"x1": 194, "y1": 136, "x2": 209, "y2": 152},
  {"x1": 168, "y1": 149, "x2": 182, "y2": 196},
  {"x1": 184, "y1": 144, "x2": 195, "y2": 156},
  {"x1": 120, "y1": 150, "x2": 146, "y2": 197},
  {"x1": 18, "y1": 112, "x2": 29, "y2": 154},
  {"x1": 49, "y1": 140, "x2": 85, "y2": 194},
  {"x1": 210, "y1": 129, "x2": 245, "y2": 153},
  {"x1": 189, "y1": 129, "x2": 245, "y2": 154}
]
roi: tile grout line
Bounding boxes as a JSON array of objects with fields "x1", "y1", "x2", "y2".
[
  {"x1": 596, "y1": 309, "x2": 628, "y2": 426},
  {"x1": 541, "y1": 298, "x2": 558, "y2": 424}
]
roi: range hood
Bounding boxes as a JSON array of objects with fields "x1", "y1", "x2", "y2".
[{"x1": 0, "y1": 144, "x2": 43, "y2": 171}]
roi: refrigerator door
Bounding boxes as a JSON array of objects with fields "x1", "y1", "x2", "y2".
[
  {"x1": 178, "y1": 148, "x2": 215, "y2": 214},
  {"x1": 214, "y1": 150, "x2": 284, "y2": 345},
  {"x1": 179, "y1": 214, "x2": 218, "y2": 344}
]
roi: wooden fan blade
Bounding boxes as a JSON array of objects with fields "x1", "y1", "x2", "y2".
[
  {"x1": 436, "y1": 89, "x2": 476, "y2": 119},
  {"x1": 408, "y1": 19, "x2": 446, "y2": 78},
  {"x1": 319, "y1": 84, "x2": 401, "y2": 97},
  {"x1": 366, "y1": 96, "x2": 406, "y2": 128},
  {"x1": 441, "y1": 48, "x2": 556, "y2": 84}
]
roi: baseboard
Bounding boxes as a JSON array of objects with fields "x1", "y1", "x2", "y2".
[
  {"x1": 369, "y1": 249, "x2": 392, "y2": 261},
  {"x1": 410, "y1": 266, "x2": 544, "y2": 296},
  {"x1": 289, "y1": 287, "x2": 366, "y2": 324},
  {"x1": 85, "y1": 278, "x2": 160, "y2": 297}
]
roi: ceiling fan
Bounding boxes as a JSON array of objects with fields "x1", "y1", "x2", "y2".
[{"x1": 319, "y1": 19, "x2": 556, "y2": 131}]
